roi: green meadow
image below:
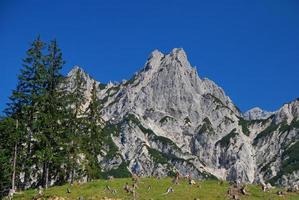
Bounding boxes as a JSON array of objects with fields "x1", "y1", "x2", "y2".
[{"x1": 10, "y1": 178, "x2": 299, "y2": 200}]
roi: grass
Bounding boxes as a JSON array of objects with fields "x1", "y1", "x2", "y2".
[{"x1": 11, "y1": 177, "x2": 299, "y2": 200}]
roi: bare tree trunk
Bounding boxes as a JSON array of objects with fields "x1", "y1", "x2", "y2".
[
  {"x1": 11, "y1": 143, "x2": 17, "y2": 192},
  {"x1": 24, "y1": 112, "x2": 34, "y2": 189},
  {"x1": 11, "y1": 119, "x2": 18, "y2": 193},
  {"x1": 24, "y1": 128, "x2": 32, "y2": 189},
  {"x1": 45, "y1": 163, "x2": 49, "y2": 189}
]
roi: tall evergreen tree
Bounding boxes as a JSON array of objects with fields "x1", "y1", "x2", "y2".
[
  {"x1": 34, "y1": 39, "x2": 65, "y2": 189},
  {"x1": 0, "y1": 117, "x2": 19, "y2": 198},
  {"x1": 3, "y1": 37, "x2": 67, "y2": 190},
  {"x1": 1, "y1": 36, "x2": 109, "y2": 194},
  {"x1": 83, "y1": 82, "x2": 105, "y2": 180},
  {"x1": 45, "y1": 40, "x2": 67, "y2": 186},
  {"x1": 63, "y1": 69, "x2": 87, "y2": 184},
  {"x1": 4, "y1": 36, "x2": 46, "y2": 189}
]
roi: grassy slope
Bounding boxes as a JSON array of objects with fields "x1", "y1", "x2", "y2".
[{"x1": 12, "y1": 178, "x2": 299, "y2": 200}]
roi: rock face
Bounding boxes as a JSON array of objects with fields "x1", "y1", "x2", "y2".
[
  {"x1": 243, "y1": 107, "x2": 275, "y2": 120},
  {"x1": 67, "y1": 48, "x2": 299, "y2": 186}
]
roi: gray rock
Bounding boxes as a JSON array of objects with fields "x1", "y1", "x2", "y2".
[
  {"x1": 21, "y1": 48, "x2": 299, "y2": 187},
  {"x1": 75, "y1": 48, "x2": 299, "y2": 186}
]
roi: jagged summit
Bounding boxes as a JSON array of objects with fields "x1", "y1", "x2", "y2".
[
  {"x1": 67, "y1": 65, "x2": 100, "y2": 86},
  {"x1": 243, "y1": 107, "x2": 275, "y2": 120},
  {"x1": 274, "y1": 98, "x2": 299, "y2": 124},
  {"x1": 170, "y1": 47, "x2": 188, "y2": 60},
  {"x1": 144, "y1": 48, "x2": 191, "y2": 72},
  {"x1": 59, "y1": 49, "x2": 299, "y2": 187},
  {"x1": 148, "y1": 49, "x2": 164, "y2": 59},
  {"x1": 148, "y1": 48, "x2": 187, "y2": 59},
  {"x1": 67, "y1": 65, "x2": 85, "y2": 77},
  {"x1": 168, "y1": 48, "x2": 191, "y2": 69}
]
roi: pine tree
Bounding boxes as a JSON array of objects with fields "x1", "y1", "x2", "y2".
[
  {"x1": 3, "y1": 37, "x2": 67, "y2": 190},
  {"x1": 33, "y1": 39, "x2": 65, "y2": 189},
  {"x1": 3, "y1": 97, "x2": 23, "y2": 195},
  {"x1": 1, "y1": 36, "x2": 107, "y2": 192},
  {"x1": 24, "y1": 37, "x2": 48, "y2": 189},
  {"x1": 63, "y1": 68, "x2": 87, "y2": 184},
  {"x1": 83, "y1": 82, "x2": 105, "y2": 180},
  {"x1": 0, "y1": 117, "x2": 20, "y2": 198},
  {"x1": 4, "y1": 36, "x2": 46, "y2": 189},
  {"x1": 45, "y1": 40, "x2": 67, "y2": 187}
]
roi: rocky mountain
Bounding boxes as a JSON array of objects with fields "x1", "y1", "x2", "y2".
[
  {"x1": 243, "y1": 107, "x2": 275, "y2": 120},
  {"x1": 66, "y1": 48, "x2": 299, "y2": 186}
]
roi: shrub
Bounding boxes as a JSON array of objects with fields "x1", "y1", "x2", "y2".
[{"x1": 238, "y1": 117, "x2": 250, "y2": 136}]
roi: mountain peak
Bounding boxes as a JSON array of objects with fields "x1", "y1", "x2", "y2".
[
  {"x1": 66, "y1": 65, "x2": 99, "y2": 87},
  {"x1": 55, "y1": 50, "x2": 299, "y2": 187},
  {"x1": 274, "y1": 98, "x2": 299, "y2": 124},
  {"x1": 149, "y1": 49, "x2": 164, "y2": 59},
  {"x1": 144, "y1": 48, "x2": 191, "y2": 72},
  {"x1": 67, "y1": 65, "x2": 85, "y2": 77},
  {"x1": 168, "y1": 48, "x2": 191, "y2": 69},
  {"x1": 170, "y1": 48, "x2": 186, "y2": 57},
  {"x1": 243, "y1": 107, "x2": 274, "y2": 120}
]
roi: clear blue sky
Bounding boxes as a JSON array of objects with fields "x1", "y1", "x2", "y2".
[{"x1": 1, "y1": 0, "x2": 298, "y2": 113}]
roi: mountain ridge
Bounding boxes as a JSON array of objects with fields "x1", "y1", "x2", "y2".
[{"x1": 63, "y1": 48, "x2": 299, "y2": 186}]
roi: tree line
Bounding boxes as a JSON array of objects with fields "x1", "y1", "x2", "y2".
[{"x1": 0, "y1": 37, "x2": 104, "y2": 198}]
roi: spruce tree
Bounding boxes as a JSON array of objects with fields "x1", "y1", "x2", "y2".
[
  {"x1": 0, "y1": 117, "x2": 19, "y2": 198},
  {"x1": 45, "y1": 40, "x2": 66, "y2": 187},
  {"x1": 83, "y1": 82, "x2": 105, "y2": 180},
  {"x1": 4, "y1": 36, "x2": 46, "y2": 189},
  {"x1": 63, "y1": 68, "x2": 87, "y2": 184},
  {"x1": 3, "y1": 37, "x2": 67, "y2": 189},
  {"x1": 1, "y1": 36, "x2": 104, "y2": 191},
  {"x1": 34, "y1": 39, "x2": 65, "y2": 189}
]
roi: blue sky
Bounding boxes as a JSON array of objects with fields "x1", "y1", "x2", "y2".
[{"x1": 0, "y1": 0, "x2": 298, "y2": 113}]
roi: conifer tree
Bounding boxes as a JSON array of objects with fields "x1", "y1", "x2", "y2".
[
  {"x1": 83, "y1": 82, "x2": 105, "y2": 179},
  {"x1": 45, "y1": 40, "x2": 67, "y2": 186},
  {"x1": 1, "y1": 36, "x2": 109, "y2": 191},
  {"x1": 3, "y1": 37, "x2": 67, "y2": 189},
  {"x1": 4, "y1": 36, "x2": 46, "y2": 189},
  {"x1": 34, "y1": 39, "x2": 65, "y2": 189},
  {"x1": 0, "y1": 117, "x2": 20, "y2": 198},
  {"x1": 63, "y1": 68, "x2": 87, "y2": 184}
]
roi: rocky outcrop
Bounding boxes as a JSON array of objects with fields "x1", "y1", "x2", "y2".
[
  {"x1": 243, "y1": 107, "x2": 275, "y2": 120},
  {"x1": 65, "y1": 48, "x2": 299, "y2": 186}
]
